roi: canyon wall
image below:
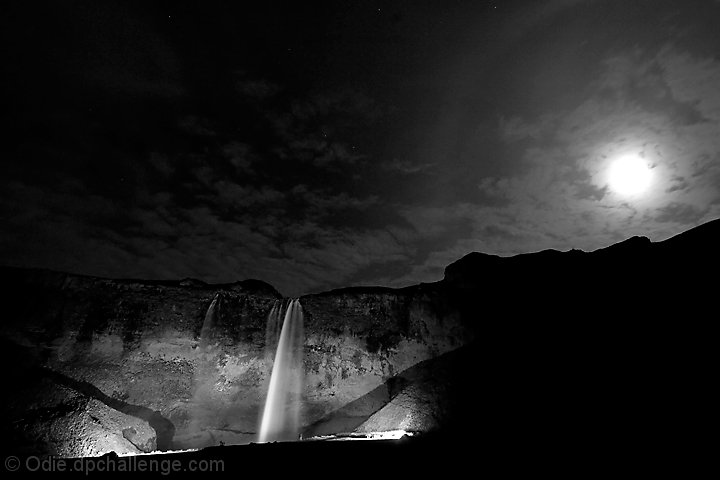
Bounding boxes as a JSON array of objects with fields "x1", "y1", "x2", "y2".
[
  {"x1": 1, "y1": 218, "x2": 717, "y2": 457},
  {"x1": 0, "y1": 268, "x2": 475, "y2": 455}
]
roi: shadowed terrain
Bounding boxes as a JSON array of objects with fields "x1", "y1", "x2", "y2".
[{"x1": 1, "y1": 218, "x2": 717, "y2": 469}]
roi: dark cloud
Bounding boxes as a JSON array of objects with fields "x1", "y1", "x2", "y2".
[
  {"x1": 382, "y1": 158, "x2": 436, "y2": 175},
  {"x1": 2, "y1": 1, "x2": 719, "y2": 296},
  {"x1": 289, "y1": 90, "x2": 384, "y2": 123},
  {"x1": 290, "y1": 185, "x2": 379, "y2": 213},
  {"x1": 211, "y1": 182, "x2": 285, "y2": 210},
  {"x1": 265, "y1": 89, "x2": 385, "y2": 174},
  {"x1": 148, "y1": 153, "x2": 175, "y2": 178},
  {"x1": 281, "y1": 139, "x2": 365, "y2": 167},
  {"x1": 218, "y1": 142, "x2": 256, "y2": 175},
  {"x1": 178, "y1": 116, "x2": 217, "y2": 137},
  {"x1": 235, "y1": 77, "x2": 282, "y2": 101},
  {"x1": 0, "y1": 177, "x2": 412, "y2": 296}
]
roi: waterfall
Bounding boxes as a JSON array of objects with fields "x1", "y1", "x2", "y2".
[
  {"x1": 264, "y1": 301, "x2": 282, "y2": 359},
  {"x1": 198, "y1": 293, "x2": 219, "y2": 349},
  {"x1": 185, "y1": 293, "x2": 220, "y2": 446},
  {"x1": 259, "y1": 299, "x2": 305, "y2": 442}
]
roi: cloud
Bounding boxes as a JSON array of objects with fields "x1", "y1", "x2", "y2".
[
  {"x1": 148, "y1": 152, "x2": 175, "y2": 178},
  {"x1": 178, "y1": 116, "x2": 217, "y2": 137},
  {"x1": 499, "y1": 114, "x2": 557, "y2": 142},
  {"x1": 211, "y1": 181, "x2": 285, "y2": 209},
  {"x1": 290, "y1": 185, "x2": 379, "y2": 213},
  {"x1": 121, "y1": 207, "x2": 414, "y2": 296},
  {"x1": 655, "y1": 202, "x2": 709, "y2": 224},
  {"x1": 389, "y1": 43, "x2": 720, "y2": 286},
  {"x1": 659, "y1": 48, "x2": 720, "y2": 122},
  {"x1": 282, "y1": 139, "x2": 365, "y2": 166},
  {"x1": 190, "y1": 166, "x2": 217, "y2": 189},
  {"x1": 235, "y1": 77, "x2": 282, "y2": 101},
  {"x1": 289, "y1": 90, "x2": 384, "y2": 122},
  {"x1": 219, "y1": 141, "x2": 257, "y2": 175},
  {"x1": 0, "y1": 164, "x2": 407, "y2": 296},
  {"x1": 595, "y1": 49, "x2": 664, "y2": 97},
  {"x1": 0, "y1": 81, "x2": 401, "y2": 297},
  {"x1": 506, "y1": 45, "x2": 720, "y2": 224},
  {"x1": 6, "y1": 14, "x2": 719, "y2": 299},
  {"x1": 266, "y1": 88, "x2": 386, "y2": 171},
  {"x1": 382, "y1": 158, "x2": 436, "y2": 174}
]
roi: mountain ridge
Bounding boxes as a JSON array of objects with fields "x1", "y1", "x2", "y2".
[
  {"x1": 0, "y1": 217, "x2": 715, "y2": 458},
  {"x1": 3, "y1": 217, "x2": 717, "y2": 298}
]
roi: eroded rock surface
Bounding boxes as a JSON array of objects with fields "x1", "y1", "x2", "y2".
[
  {"x1": 1, "y1": 218, "x2": 717, "y2": 455},
  {"x1": 0, "y1": 269, "x2": 474, "y2": 454},
  {"x1": 4, "y1": 363, "x2": 157, "y2": 457}
]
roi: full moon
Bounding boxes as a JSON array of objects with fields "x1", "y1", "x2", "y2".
[{"x1": 607, "y1": 155, "x2": 653, "y2": 196}]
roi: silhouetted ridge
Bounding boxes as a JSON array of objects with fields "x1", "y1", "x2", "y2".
[
  {"x1": 443, "y1": 217, "x2": 719, "y2": 285},
  {"x1": 655, "y1": 217, "x2": 720, "y2": 257},
  {"x1": 0, "y1": 217, "x2": 716, "y2": 462}
]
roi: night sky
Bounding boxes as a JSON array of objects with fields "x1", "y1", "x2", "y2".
[{"x1": 3, "y1": 0, "x2": 720, "y2": 296}]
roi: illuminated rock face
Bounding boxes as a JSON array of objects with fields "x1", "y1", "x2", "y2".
[
  {"x1": 4, "y1": 371, "x2": 157, "y2": 457},
  {"x1": 0, "y1": 269, "x2": 475, "y2": 455},
  {"x1": 2, "y1": 218, "x2": 717, "y2": 456}
]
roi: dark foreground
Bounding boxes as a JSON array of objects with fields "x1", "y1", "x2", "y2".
[
  {"x1": 3, "y1": 220, "x2": 718, "y2": 476},
  {"x1": 8, "y1": 426, "x2": 711, "y2": 477}
]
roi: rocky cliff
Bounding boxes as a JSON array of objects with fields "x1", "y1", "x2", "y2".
[
  {"x1": 0, "y1": 267, "x2": 474, "y2": 456},
  {"x1": 1, "y1": 218, "x2": 717, "y2": 457}
]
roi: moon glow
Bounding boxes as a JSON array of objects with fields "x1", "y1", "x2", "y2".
[{"x1": 607, "y1": 155, "x2": 653, "y2": 196}]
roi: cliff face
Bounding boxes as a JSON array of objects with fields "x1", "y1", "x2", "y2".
[
  {"x1": 299, "y1": 285, "x2": 469, "y2": 437},
  {"x1": 1, "y1": 218, "x2": 717, "y2": 457},
  {"x1": 0, "y1": 269, "x2": 474, "y2": 455},
  {"x1": 0, "y1": 271, "x2": 283, "y2": 453}
]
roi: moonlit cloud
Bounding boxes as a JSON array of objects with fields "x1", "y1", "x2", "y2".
[
  {"x1": 390, "y1": 42, "x2": 720, "y2": 285},
  {"x1": 382, "y1": 158, "x2": 436, "y2": 175},
  {"x1": 2, "y1": 1, "x2": 718, "y2": 296},
  {"x1": 235, "y1": 77, "x2": 282, "y2": 101}
]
